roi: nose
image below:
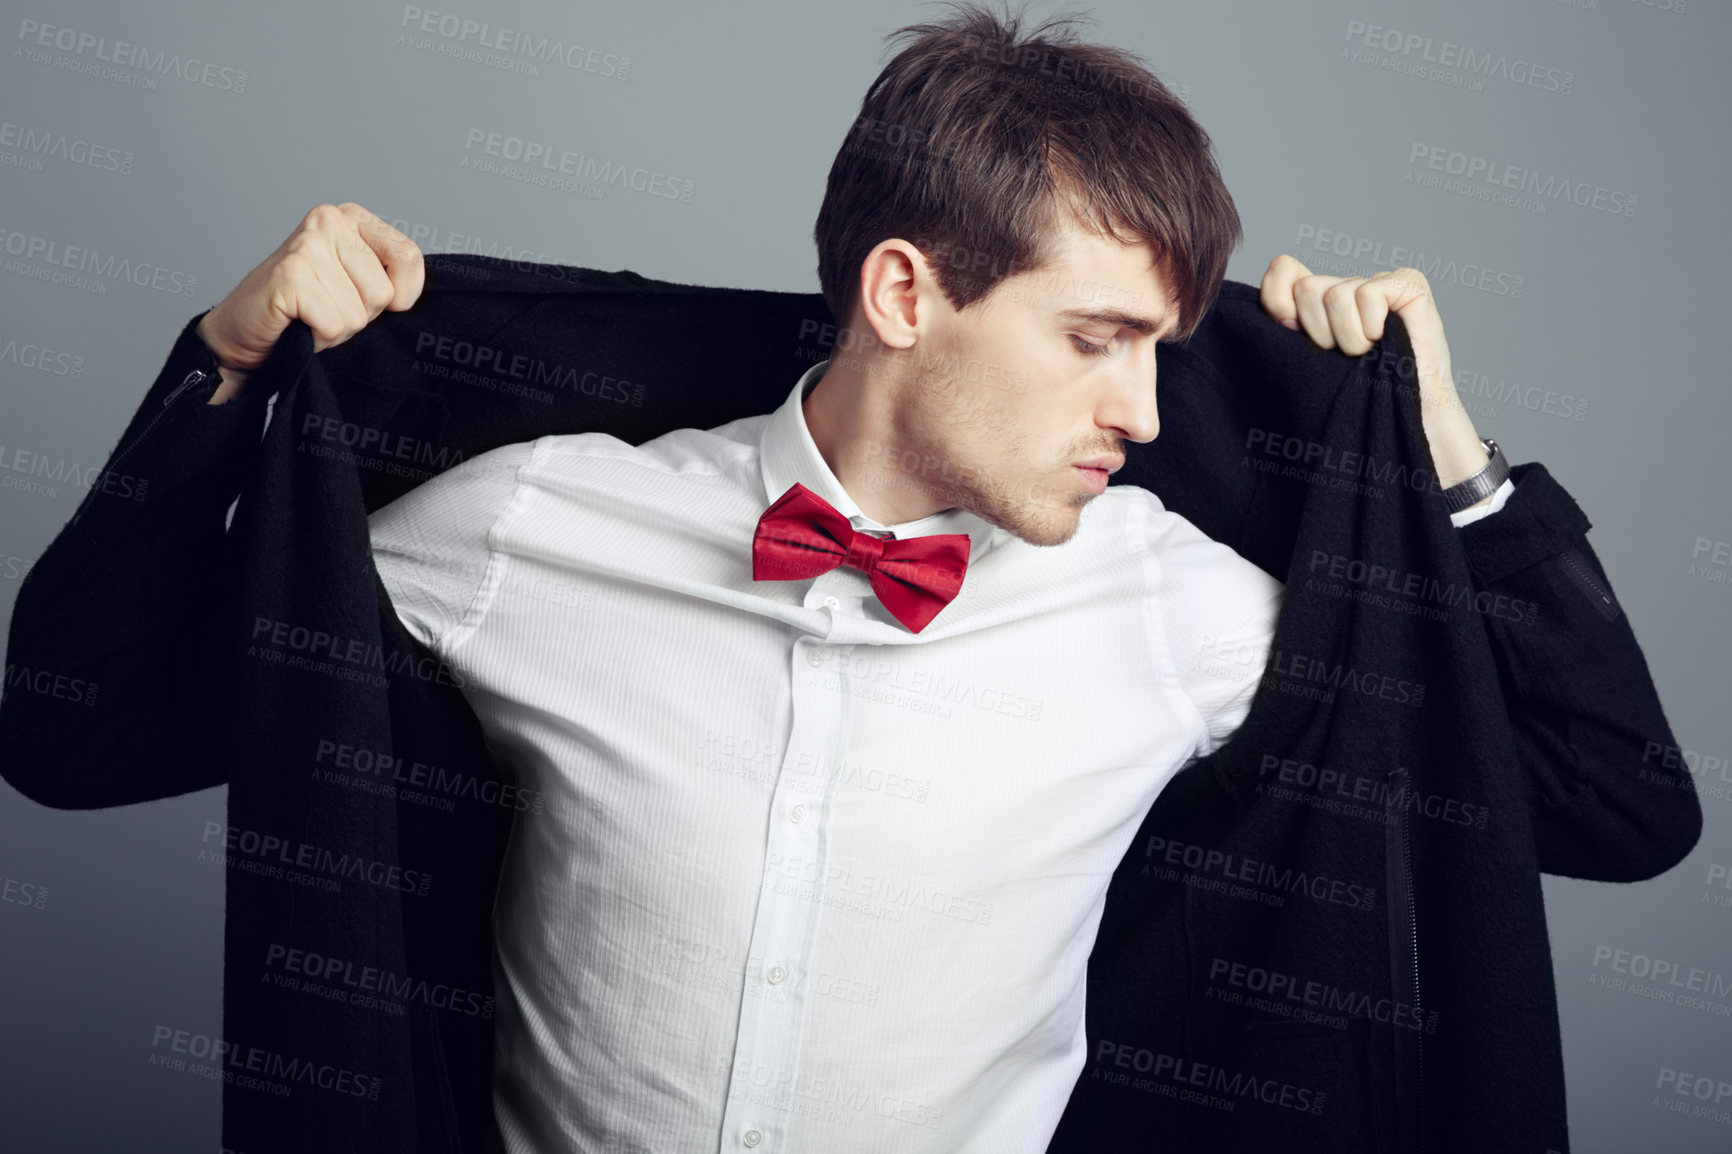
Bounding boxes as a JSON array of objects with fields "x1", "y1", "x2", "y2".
[{"x1": 1098, "y1": 342, "x2": 1160, "y2": 443}]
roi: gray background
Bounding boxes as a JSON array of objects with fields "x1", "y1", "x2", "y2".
[{"x1": 1, "y1": 0, "x2": 1727, "y2": 1150}]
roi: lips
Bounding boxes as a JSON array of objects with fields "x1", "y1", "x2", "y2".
[{"x1": 1073, "y1": 465, "x2": 1109, "y2": 495}]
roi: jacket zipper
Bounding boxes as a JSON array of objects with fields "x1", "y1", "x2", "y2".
[
  {"x1": 163, "y1": 366, "x2": 216, "y2": 406},
  {"x1": 1389, "y1": 765, "x2": 1424, "y2": 1154},
  {"x1": 68, "y1": 367, "x2": 214, "y2": 527},
  {"x1": 1402, "y1": 780, "x2": 1424, "y2": 1151},
  {"x1": 1557, "y1": 546, "x2": 1620, "y2": 621}
]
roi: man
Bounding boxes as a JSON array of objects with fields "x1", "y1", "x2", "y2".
[
  {"x1": 186, "y1": 7, "x2": 1519, "y2": 1151},
  {"x1": 0, "y1": 5, "x2": 1694, "y2": 1153}
]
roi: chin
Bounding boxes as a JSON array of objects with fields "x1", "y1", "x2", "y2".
[{"x1": 1004, "y1": 506, "x2": 1086, "y2": 549}]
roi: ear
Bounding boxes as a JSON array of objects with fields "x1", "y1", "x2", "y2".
[{"x1": 854, "y1": 239, "x2": 932, "y2": 352}]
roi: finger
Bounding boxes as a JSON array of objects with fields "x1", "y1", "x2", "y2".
[
  {"x1": 1259, "y1": 253, "x2": 1310, "y2": 328},
  {"x1": 345, "y1": 203, "x2": 426, "y2": 312},
  {"x1": 306, "y1": 240, "x2": 374, "y2": 346},
  {"x1": 1321, "y1": 278, "x2": 1373, "y2": 356},
  {"x1": 328, "y1": 220, "x2": 400, "y2": 323},
  {"x1": 1292, "y1": 274, "x2": 1344, "y2": 350},
  {"x1": 1351, "y1": 279, "x2": 1392, "y2": 346},
  {"x1": 279, "y1": 254, "x2": 353, "y2": 355},
  {"x1": 1374, "y1": 267, "x2": 1431, "y2": 314}
]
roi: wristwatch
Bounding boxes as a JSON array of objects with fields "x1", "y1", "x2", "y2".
[{"x1": 1441, "y1": 437, "x2": 1509, "y2": 513}]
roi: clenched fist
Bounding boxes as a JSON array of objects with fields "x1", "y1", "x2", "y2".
[{"x1": 197, "y1": 203, "x2": 424, "y2": 404}]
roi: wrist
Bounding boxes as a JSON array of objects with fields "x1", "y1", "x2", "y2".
[
  {"x1": 1421, "y1": 404, "x2": 1490, "y2": 488},
  {"x1": 193, "y1": 310, "x2": 247, "y2": 373},
  {"x1": 192, "y1": 314, "x2": 251, "y2": 405}
]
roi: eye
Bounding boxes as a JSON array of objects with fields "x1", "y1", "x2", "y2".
[{"x1": 1069, "y1": 334, "x2": 1111, "y2": 357}]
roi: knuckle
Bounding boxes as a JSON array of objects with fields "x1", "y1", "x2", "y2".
[
  {"x1": 360, "y1": 280, "x2": 394, "y2": 310},
  {"x1": 275, "y1": 250, "x2": 312, "y2": 282}
]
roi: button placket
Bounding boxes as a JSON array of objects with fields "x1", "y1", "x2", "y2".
[
  {"x1": 718, "y1": 629, "x2": 855, "y2": 1151},
  {"x1": 804, "y1": 567, "x2": 869, "y2": 620}
]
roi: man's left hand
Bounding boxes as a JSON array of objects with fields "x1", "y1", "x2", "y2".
[{"x1": 1258, "y1": 253, "x2": 1493, "y2": 499}]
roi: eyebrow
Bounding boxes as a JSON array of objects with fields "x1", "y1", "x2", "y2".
[{"x1": 1055, "y1": 306, "x2": 1177, "y2": 339}]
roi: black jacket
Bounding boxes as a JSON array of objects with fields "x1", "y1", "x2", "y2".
[{"x1": 0, "y1": 253, "x2": 1701, "y2": 1154}]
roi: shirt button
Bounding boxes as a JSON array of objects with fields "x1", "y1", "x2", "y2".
[
  {"x1": 805, "y1": 646, "x2": 828, "y2": 667},
  {"x1": 743, "y1": 1129, "x2": 763, "y2": 1147},
  {"x1": 823, "y1": 595, "x2": 840, "y2": 610},
  {"x1": 789, "y1": 804, "x2": 806, "y2": 823},
  {"x1": 767, "y1": 965, "x2": 786, "y2": 985}
]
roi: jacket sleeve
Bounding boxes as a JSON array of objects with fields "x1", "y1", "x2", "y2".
[
  {"x1": 1453, "y1": 460, "x2": 1702, "y2": 881},
  {"x1": 0, "y1": 310, "x2": 277, "y2": 810}
]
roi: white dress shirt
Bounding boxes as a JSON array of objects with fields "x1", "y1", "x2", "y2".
[{"x1": 367, "y1": 359, "x2": 1511, "y2": 1153}]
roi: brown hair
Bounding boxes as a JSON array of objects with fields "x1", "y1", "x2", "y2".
[{"x1": 813, "y1": 0, "x2": 1241, "y2": 343}]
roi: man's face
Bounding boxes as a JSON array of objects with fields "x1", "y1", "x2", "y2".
[{"x1": 878, "y1": 211, "x2": 1179, "y2": 548}]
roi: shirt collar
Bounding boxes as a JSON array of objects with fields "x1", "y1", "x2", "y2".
[{"x1": 758, "y1": 360, "x2": 1008, "y2": 560}]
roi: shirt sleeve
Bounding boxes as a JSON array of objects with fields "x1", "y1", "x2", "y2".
[
  {"x1": 367, "y1": 438, "x2": 539, "y2": 653},
  {"x1": 1447, "y1": 476, "x2": 1515, "y2": 528},
  {"x1": 1140, "y1": 490, "x2": 1288, "y2": 762}
]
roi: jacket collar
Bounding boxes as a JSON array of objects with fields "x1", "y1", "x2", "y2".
[{"x1": 757, "y1": 358, "x2": 1011, "y2": 561}]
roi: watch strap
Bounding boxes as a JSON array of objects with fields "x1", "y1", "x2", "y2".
[{"x1": 1442, "y1": 438, "x2": 1509, "y2": 513}]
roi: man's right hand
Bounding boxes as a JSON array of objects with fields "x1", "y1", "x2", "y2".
[{"x1": 197, "y1": 202, "x2": 425, "y2": 404}]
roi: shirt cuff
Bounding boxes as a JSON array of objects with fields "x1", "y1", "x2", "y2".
[{"x1": 1448, "y1": 476, "x2": 1516, "y2": 528}]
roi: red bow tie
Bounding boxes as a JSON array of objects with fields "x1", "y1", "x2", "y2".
[{"x1": 752, "y1": 482, "x2": 972, "y2": 633}]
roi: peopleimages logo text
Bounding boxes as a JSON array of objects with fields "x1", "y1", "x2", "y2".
[
  {"x1": 16, "y1": 20, "x2": 248, "y2": 92},
  {"x1": 201, "y1": 822, "x2": 433, "y2": 897}
]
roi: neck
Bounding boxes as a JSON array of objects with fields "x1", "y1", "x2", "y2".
[{"x1": 801, "y1": 358, "x2": 952, "y2": 526}]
